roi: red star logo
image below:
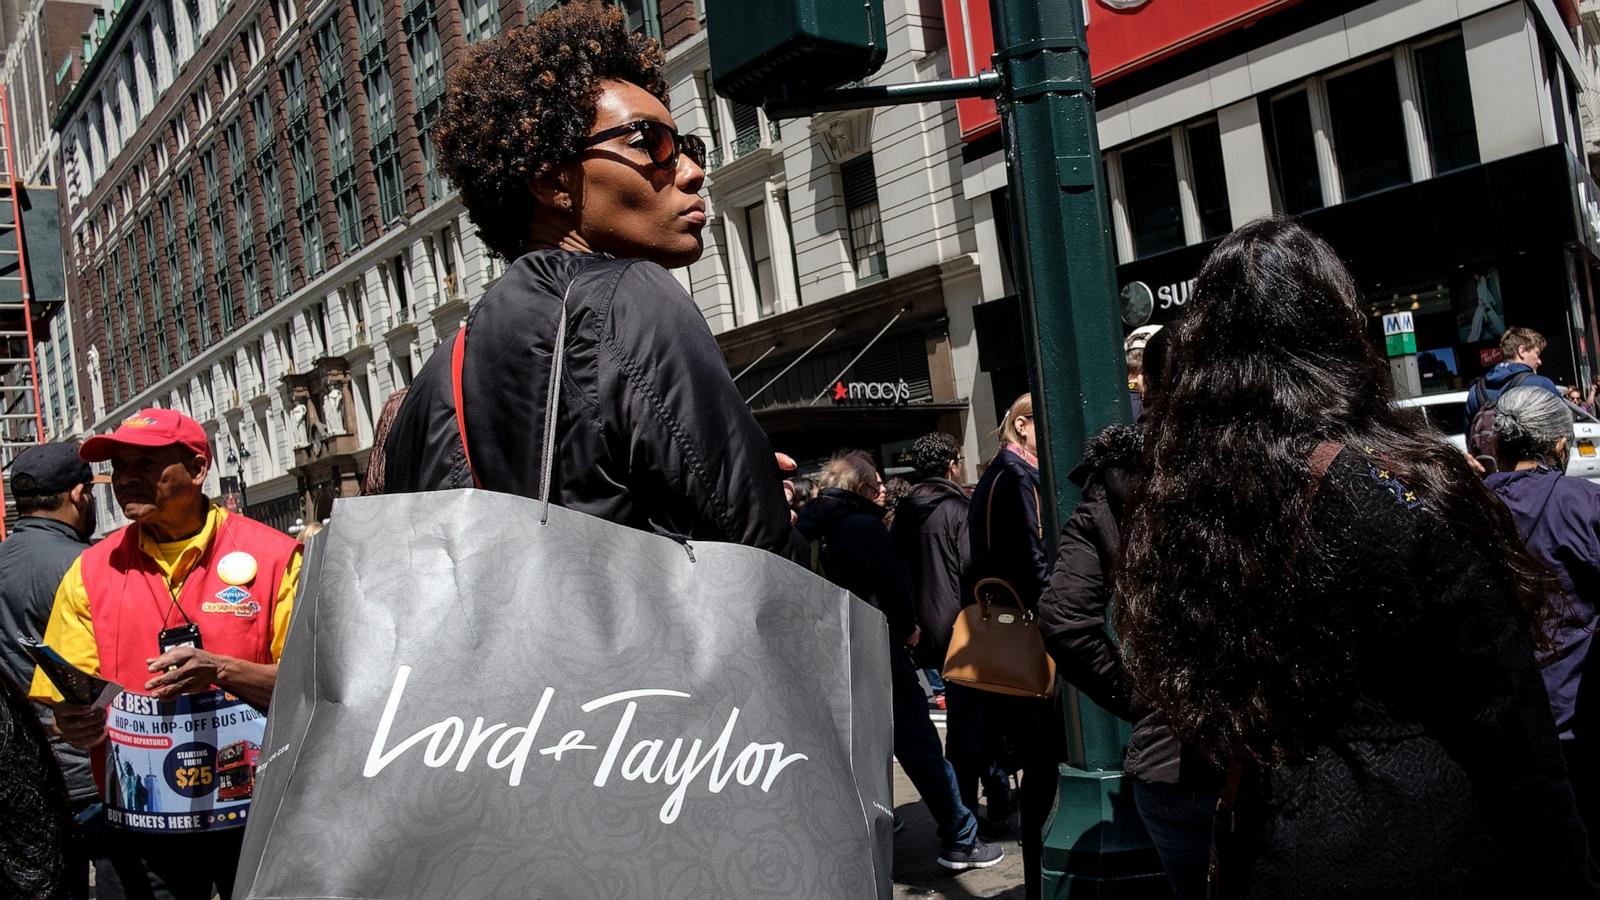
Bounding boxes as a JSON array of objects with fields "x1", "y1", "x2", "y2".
[{"x1": 833, "y1": 381, "x2": 848, "y2": 401}]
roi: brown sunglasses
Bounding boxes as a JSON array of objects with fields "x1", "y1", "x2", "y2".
[{"x1": 580, "y1": 120, "x2": 707, "y2": 172}]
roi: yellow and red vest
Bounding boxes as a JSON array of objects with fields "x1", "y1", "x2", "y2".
[{"x1": 79, "y1": 512, "x2": 300, "y2": 687}]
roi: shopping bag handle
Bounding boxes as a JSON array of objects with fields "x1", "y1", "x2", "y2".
[{"x1": 451, "y1": 274, "x2": 582, "y2": 526}]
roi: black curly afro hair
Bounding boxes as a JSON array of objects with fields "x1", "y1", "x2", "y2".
[
  {"x1": 433, "y1": 0, "x2": 668, "y2": 261},
  {"x1": 909, "y1": 432, "x2": 960, "y2": 479}
]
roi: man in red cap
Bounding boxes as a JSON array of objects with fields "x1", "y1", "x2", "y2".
[{"x1": 29, "y1": 408, "x2": 301, "y2": 900}]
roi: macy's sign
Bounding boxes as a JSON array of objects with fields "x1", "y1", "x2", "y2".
[{"x1": 831, "y1": 379, "x2": 913, "y2": 404}]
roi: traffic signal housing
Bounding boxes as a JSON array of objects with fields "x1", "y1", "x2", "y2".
[{"x1": 706, "y1": 0, "x2": 887, "y2": 106}]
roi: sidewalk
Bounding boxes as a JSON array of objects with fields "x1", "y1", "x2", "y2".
[{"x1": 891, "y1": 751, "x2": 1025, "y2": 899}]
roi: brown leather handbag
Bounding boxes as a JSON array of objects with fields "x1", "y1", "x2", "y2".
[{"x1": 942, "y1": 577, "x2": 1057, "y2": 698}]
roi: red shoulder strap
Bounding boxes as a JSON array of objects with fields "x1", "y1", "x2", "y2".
[{"x1": 450, "y1": 324, "x2": 481, "y2": 488}]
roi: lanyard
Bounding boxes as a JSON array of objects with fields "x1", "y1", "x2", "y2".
[{"x1": 150, "y1": 543, "x2": 201, "y2": 631}]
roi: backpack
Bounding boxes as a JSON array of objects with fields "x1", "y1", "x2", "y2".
[{"x1": 1465, "y1": 370, "x2": 1532, "y2": 471}]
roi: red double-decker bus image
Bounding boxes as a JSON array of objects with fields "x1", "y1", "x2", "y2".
[{"x1": 216, "y1": 741, "x2": 261, "y2": 802}]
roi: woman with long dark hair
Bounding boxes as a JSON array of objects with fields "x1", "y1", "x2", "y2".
[{"x1": 1116, "y1": 218, "x2": 1598, "y2": 897}]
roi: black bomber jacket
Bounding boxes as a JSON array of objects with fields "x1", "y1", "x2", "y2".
[{"x1": 382, "y1": 249, "x2": 804, "y2": 560}]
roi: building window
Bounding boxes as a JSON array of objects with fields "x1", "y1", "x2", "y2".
[
  {"x1": 1186, "y1": 121, "x2": 1231, "y2": 241},
  {"x1": 245, "y1": 21, "x2": 265, "y2": 67},
  {"x1": 316, "y1": 16, "x2": 363, "y2": 252},
  {"x1": 216, "y1": 59, "x2": 237, "y2": 98},
  {"x1": 1324, "y1": 59, "x2": 1409, "y2": 201},
  {"x1": 203, "y1": 148, "x2": 238, "y2": 331},
  {"x1": 1266, "y1": 88, "x2": 1322, "y2": 215},
  {"x1": 386, "y1": 251, "x2": 411, "y2": 314},
  {"x1": 251, "y1": 92, "x2": 291, "y2": 297},
  {"x1": 1119, "y1": 136, "x2": 1184, "y2": 258},
  {"x1": 283, "y1": 57, "x2": 326, "y2": 277},
  {"x1": 1264, "y1": 35, "x2": 1476, "y2": 216},
  {"x1": 180, "y1": 172, "x2": 211, "y2": 345},
  {"x1": 160, "y1": 196, "x2": 190, "y2": 361},
  {"x1": 192, "y1": 88, "x2": 211, "y2": 128},
  {"x1": 225, "y1": 119, "x2": 262, "y2": 314},
  {"x1": 742, "y1": 203, "x2": 775, "y2": 319},
  {"x1": 616, "y1": 0, "x2": 659, "y2": 40},
  {"x1": 123, "y1": 235, "x2": 152, "y2": 385},
  {"x1": 272, "y1": 0, "x2": 297, "y2": 31},
  {"x1": 460, "y1": 0, "x2": 498, "y2": 42},
  {"x1": 695, "y1": 73, "x2": 723, "y2": 169},
  {"x1": 1412, "y1": 35, "x2": 1479, "y2": 176},
  {"x1": 356, "y1": 0, "x2": 406, "y2": 224},
  {"x1": 841, "y1": 154, "x2": 886, "y2": 283},
  {"x1": 405, "y1": 0, "x2": 446, "y2": 203},
  {"x1": 142, "y1": 216, "x2": 172, "y2": 373}
]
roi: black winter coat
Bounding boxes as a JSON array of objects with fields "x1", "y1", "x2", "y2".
[
  {"x1": 966, "y1": 447, "x2": 1050, "y2": 608},
  {"x1": 796, "y1": 488, "x2": 917, "y2": 644},
  {"x1": 382, "y1": 250, "x2": 802, "y2": 559},
  {"x1": 1037, "y1": 425, "x2": 1191, "y2": 785},
  {"x1": 1239, "y1": 447, "x2": 1598, "y2": 898},
  {"x1": 889, "y1": 478, "x2": 969, "y2": 668}
]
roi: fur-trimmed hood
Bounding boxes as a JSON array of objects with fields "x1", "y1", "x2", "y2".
[{"x1": 1068, "y1": 424, "x2": 1144, "y2": 488}]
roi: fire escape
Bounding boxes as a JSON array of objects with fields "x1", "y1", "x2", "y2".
[{"x1": 0, "y1": 83, "x2": 50, "y2": 539}]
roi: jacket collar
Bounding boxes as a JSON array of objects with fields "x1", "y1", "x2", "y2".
[
  {"x1": 816, "y1": 487, "x2": 886, "y2": 519},
  {"x1": 13, "y1": 515, "x2": 88, "y2": 543}
]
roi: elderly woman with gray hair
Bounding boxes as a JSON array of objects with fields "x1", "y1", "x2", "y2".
[{"x1": 1486, "y1": 385, "x2": 1598, "y2": 856}]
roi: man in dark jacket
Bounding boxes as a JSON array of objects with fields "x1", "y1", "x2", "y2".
[
  {"x1": 797, "y1": 451, "x2": 1002, "y2": 871},
  {"x1": 0, "y1": 443, "x2": 141, "y2": 899},
  {"x1": 1463, "y1": 326, "x2": 1563, "y2": 429},
  {"x1": 889, "y1": 432, "x2": 969, "y2": 670},
  {"x1": 381, "y1": 250, "x2": 802, "y2": 559}
]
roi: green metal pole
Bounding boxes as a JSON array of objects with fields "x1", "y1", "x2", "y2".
[{"x1": 986, "y1": 0, "x2": 1166, "y2": 895}]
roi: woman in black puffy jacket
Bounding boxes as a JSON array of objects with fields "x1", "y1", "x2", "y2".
[{"x1": 1038, "y1": 327, "x2": 1218, "y2": 900}]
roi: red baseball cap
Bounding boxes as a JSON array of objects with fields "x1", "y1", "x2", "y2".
[{"x1": 79, "y1": 408, "x2": 212, "y2": 464}]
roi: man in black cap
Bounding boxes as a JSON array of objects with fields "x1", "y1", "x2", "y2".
[{"x1": 0, "y1": 442, "x2": 141, "y2": 899}]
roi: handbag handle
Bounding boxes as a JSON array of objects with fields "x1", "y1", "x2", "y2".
[{"x1": 971, "y1": 577, "x2": 1033, "y2": 622}]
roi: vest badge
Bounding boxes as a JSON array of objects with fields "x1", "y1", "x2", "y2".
[{"x1": 204, "y1": 585, "x2": 261, "y2": 618}]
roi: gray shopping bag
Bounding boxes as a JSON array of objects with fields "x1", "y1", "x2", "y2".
[{"x1": 233, "y1": 489, "x2": 894, "y2": 899}]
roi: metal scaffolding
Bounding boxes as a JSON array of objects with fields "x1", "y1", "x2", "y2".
[{"x1": 0, "y1": 83, "x2": 47, "y2": 540}]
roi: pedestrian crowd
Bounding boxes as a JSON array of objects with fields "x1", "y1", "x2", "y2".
[{"x1": 1, "y1": 2, "x2": 1596, "y2": 897}]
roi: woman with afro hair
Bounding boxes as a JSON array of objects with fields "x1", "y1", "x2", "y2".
[{"x1": 380, "y1": 1, "x2": 802, "y2": 559}]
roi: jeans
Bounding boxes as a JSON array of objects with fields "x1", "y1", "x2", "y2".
[
  {"x1": 944, "y1": 682, "x2": 1064, "y2": 900},
  {"x1": 943, "y1": 683, "x2": 1013, "y2": 815},
  {"x1": 891, "y1": 646, "x2": 979, "y2": 850},
  {"x1": 923, "y1": 669, "x2": 946, "y2": 695},
  {"x1": 1132, "y1": 779, "x2": 1216, "y2": 900}
]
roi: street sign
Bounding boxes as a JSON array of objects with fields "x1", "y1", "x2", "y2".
[{"x1": 1382, "y1": 311, "x2": 1416, "y2": 336}]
